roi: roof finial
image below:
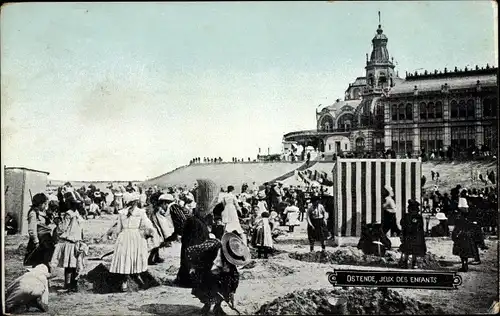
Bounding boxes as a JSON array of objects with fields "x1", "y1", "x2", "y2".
[{"x1": 378, "y1": 11, "x2": 381, "y2": 27}]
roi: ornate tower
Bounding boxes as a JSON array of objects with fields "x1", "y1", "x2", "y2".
[{"x1": 365, "y1": 12, "x2": 396, "y2": 94}]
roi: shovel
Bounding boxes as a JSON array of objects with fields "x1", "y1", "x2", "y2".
[
  {"x1": 217, "y1": 292, "x2": 241, "y2": 315},
  {"x1": 87, "y1": 250, "x2": 115, "y2": 261}
]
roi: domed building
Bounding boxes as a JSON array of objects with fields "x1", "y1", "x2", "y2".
[{"x1": 282, "y1": 18, "x2": 497, "y2": 160}]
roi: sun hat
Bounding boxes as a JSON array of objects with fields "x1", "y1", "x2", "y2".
[
  {"x1": 123, "y1": 192, "x2": 140, "y2": 205},
  {"x1": 221, "y1": 232, "x2": 251, "y2": 266},
  {"x1": 158, "y1": 193, "x2": 175, "y2": 202},
  {"x1": 436, "y1": 212, "x2": 447, "y2": 220}
]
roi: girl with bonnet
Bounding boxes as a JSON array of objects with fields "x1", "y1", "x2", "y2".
[{"x1": 50, "y1": 192, "x2": 86, "y2": 292}]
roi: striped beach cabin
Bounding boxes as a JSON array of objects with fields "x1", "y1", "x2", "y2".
[{"x1": 332, "y1": 158, "x2": 422, "y2": 238}]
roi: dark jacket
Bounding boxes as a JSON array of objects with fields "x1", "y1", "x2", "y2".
[{"x1": 400, "y1": 213, "x2": 427, "y2": 256}]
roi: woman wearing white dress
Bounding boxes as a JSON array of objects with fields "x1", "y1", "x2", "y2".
[
  {"x1": 222, "y1": 186, "x2": 246, "y2": 242},
  {"x1": 106, "y1": 192, "x2": 154, "y2": 291}
]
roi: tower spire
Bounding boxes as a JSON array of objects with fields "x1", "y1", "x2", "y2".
[{"x1": 378, "y1": 11, "x2": 381, "y2": 27}]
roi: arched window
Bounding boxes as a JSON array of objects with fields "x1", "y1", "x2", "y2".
[
  {"x1": 355, "y1": 137, "x2": 365, "y2": 151},
  {"x1": 420, "y1": 102, "x2": 427, "y2": 120},
  {"x1": 368, "y1": 74, "x2": 374, "y2": 86},
  {"x1": 319, "y1": 115, "x2": 334, "y2": 132},
  {"x1": 353, "y1": 88, "x2": 361, "y2": 99},
  {"x1": 450, "y1": 100, "x2": 458, "y2": 118},
  {"x1": 466, "y1": 99, "x2": 475, "y2": 118},
  {"x1": 391, "y1": 104, "x2": 398, "y2": 121},
  {"x1": 337, "y1": 113, "x2": 354, "y2": 131},
  {"x1": 483, "y1": 98, "x2": 492, "y2": 117},
  {"x1": 427, "y1": 102, "x2": 435, "y2": 119},
  {"x1": 398, "y1": 103, "x2": 406, "y2": 121},
  {"x1": 435, "y1": 101, "x2": 443, "y2": 119},
  {"x1": 458, "y1": 100, "x2": 466, "y2": 118},
  {"x1": 379, "y1": 75, "x2": 387, "y2": 88},
  {"x1": 406, "y1": 103, "x2": 413, "y2": 120}
]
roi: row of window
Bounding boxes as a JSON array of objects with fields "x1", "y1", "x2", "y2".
[
  {"x1": 390, "y1": 98, "x2": 497, "y2": 122},
  {"x1": 390, "y1": 126, "x2": 497, "y2": 153}
]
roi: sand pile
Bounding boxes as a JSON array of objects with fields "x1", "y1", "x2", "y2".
[
  {"x1": 239, "y1": 260, "x2": 295, "y2": 280},
  {"x1": 256, "y1": 288, "x2": 446, "y2": 315},
  {"x1": 289, "y1": 248, "x2": 444, "y2": 270},
  {"x1": 249, "y1": 247, "x2": 286, "y2": 259},
  {"x1": 78, "y1": 263, "x2": 165, "y2": 293}
]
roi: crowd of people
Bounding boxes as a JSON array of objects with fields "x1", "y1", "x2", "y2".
[
  {"x1": 189, "y1": 157, "x2": 273, "y2": 164},
  {"x1": 4, "y1": 168, "x2": 498, "y2": 314}
]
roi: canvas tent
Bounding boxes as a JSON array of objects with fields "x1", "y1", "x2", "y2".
[{"x1": 4, "y1": 166, "x2": 50, "y2": 235}]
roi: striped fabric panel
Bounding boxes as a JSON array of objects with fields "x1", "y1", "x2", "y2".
[
  {"x1": 341, "y1": 162, "x2": 347, "y2": 236},
  {"x1": 355, "y1": 161, "x2": 362, "y2": 236},
  {"x1": 345, "y1": 162, "x2": 352, "y2": 237},
  {"x1": 361, "y1": 162, "x2": 367, "y2": 225},
  {"x1": 334, "y1": 159, "x2": 421, "y2": 237}
]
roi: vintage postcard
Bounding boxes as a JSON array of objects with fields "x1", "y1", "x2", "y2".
[{"x1": 1, "y1": 1, "x2": 498, "y2": 315}]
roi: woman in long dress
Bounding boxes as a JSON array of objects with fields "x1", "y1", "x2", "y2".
[
  {"x1": 50, "y1": 195, "x2": 85, "y2": 292},
  {"x1": 106, "y1": 192, "x2": 154, "y2": 291},
  {"x1": 25, "y1": 193, "x2": 56, "y2": 272},
  {"x1": 222, "y1": 186, "x2": 245, "y2": 238},
  {"x1": 251, "y1": 211, "x2": 273, "y2": 259},
  {"x1": 175, "y1": 179, "x2": 217, "y2": 288}
]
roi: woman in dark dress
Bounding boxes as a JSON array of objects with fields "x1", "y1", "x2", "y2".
[
  {"x1": 399, "y1": 199, "x2": 426, "y2": 269},
  {"x1": 24, "y1": 193, "x2": 55, "y2": 272},
  {"x1": 307, "y1": 195, "x2": 327, "y2": 252},
  {"x1": 452, "y1": 212, "x2": 480, "y2": 272},
  {"x1": 175, "y1": 179, "x2": 218, "y2": 288}
]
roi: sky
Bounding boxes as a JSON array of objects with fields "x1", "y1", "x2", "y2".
[{"x1": 1, "y1": 1, "x2": 497, "y2": 181}]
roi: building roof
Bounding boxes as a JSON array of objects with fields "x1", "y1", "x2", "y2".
[
  {"x1": 350, "y1": 77, "x2": 367, "y2": 87},
  {"x1": 4, "y1": 166, "x2": 50, "y2": 175},
  {"x1": 321, "y1": 99, "x2": 362, "y2": 113},
  {"x1": 388, "y1": 72, "x2": 497, "y2": 95}
]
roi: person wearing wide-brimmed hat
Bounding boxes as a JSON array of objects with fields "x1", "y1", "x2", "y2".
[
  {"x1": 307, "y1": 195, "x2": 328, "y2": 252},
  {"x1": 105, "y1": 191, "x2": 155, "y2": 291},
  {"x1": 430, "y1": 212, "x2": 450, "y2": 237},
  {"x1": 382, "y1": 185, "x2": 401, "y2": 237},
  {"x1": 25, "y1": 193, "x2": 56, "y2": 272},
  {"x1": 50, "y1": 192, "x2": 86, "y2": 292},
  {"x1": 175, "y1": 179, "x2": 218, "y2": 288},
  {"x1": 399, "y1": 199, "x2": 426, "y2": 269},
  {"x1": 186, "y1": 231, "x2": 250, "y2": 316}
]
